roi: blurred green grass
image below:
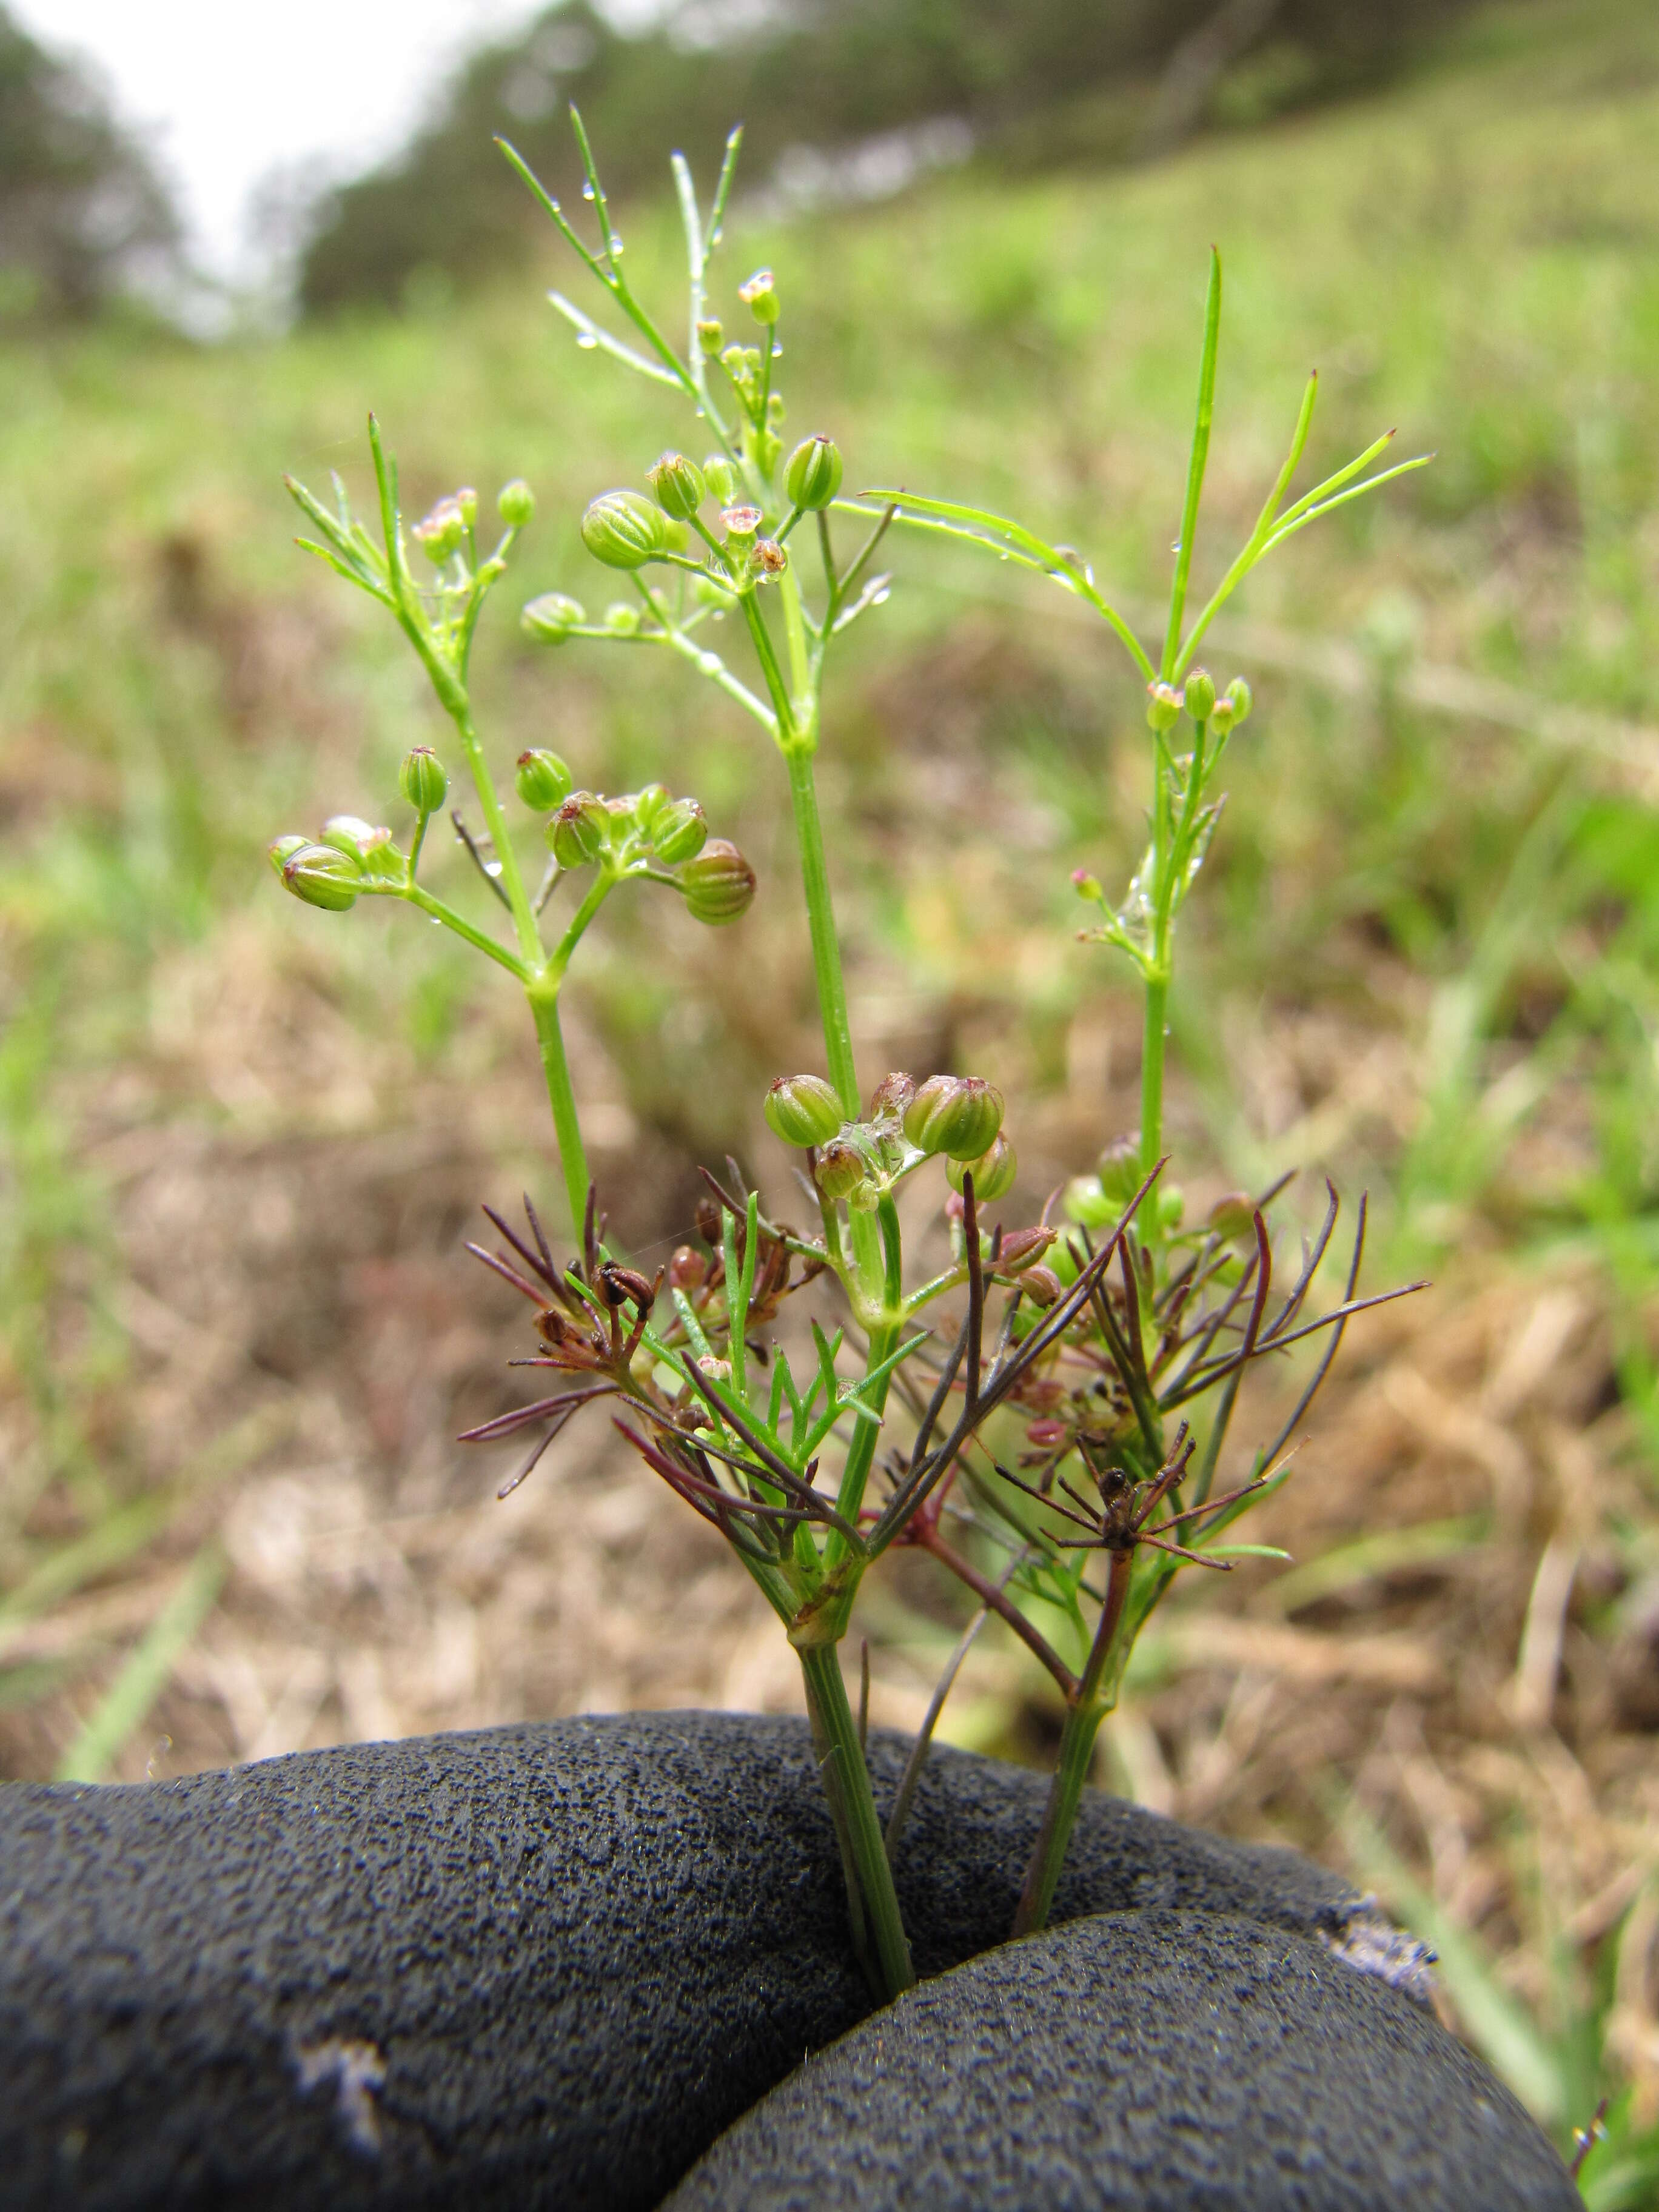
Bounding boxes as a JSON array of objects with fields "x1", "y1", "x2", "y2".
[{"x1": 4, "y1": 0, "x2": 1659, "y2": 2168}]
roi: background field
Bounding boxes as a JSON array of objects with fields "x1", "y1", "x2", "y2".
[{"x1": 5, "y1": 0, "x2": 1659, "y2": 2182}]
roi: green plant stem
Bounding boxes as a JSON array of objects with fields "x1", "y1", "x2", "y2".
[
  {"x1": 526, "y1": 976, "x2": 592, "y2": 1233},
  {"x1": 781, "y1": 742, "x2": 859, "y2": 1115},
  {"x1": 1013, "y1": 1547, "x2": 1134, "y2": 1938},
  {"x1": 797, "y1": 1639, "x2": 915, "y2": 2002},
  {"x1": 398, "y1": 884, "x2": 529, "y2": 979},
  {"x1": 1140, "y1": 973, "x2": 1167, "y2": 1179}
]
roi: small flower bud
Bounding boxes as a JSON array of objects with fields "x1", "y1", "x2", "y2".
[
  {"x1": 604, "y1": 602, "x2": 642, "y2": 635},
  {"x1": 600, "y1": 1262, "x2": 655, "y2": 1311},
  {"x1": 495, "y1": 478, "x2": 534, "y2": 527},
  {"x1": 548, "y1": 792, "x2": 609, "y2": 869},
  {"x1": 721, "y1": 504, "x2": 763, "y2": 549},
  {"x1": 697, "y1": 319, "x2": 723, "y2": 355},
  {"x1": 1019, "y1": 1264, "x2": 1062, "y2": 1307},
  {"x1": 647, "y1": 450, "x2": 707, "y2": 521},
  {"x1": 1207, "y1": 1191, "x2": 1256, "y2": 1241},
  {"x1": 996, "y1": 1226, "x2": 1056, "y2": 1273},
  {"x1": 1208, "y1": 698, "x2": 1235, "y2": 737},
  {"x1": 764, "y1": 1073, "x2": 843, "y2": 1148},
  {"x1": 947, "y1": 1133, "x2": 1017, "y2": 1204},
  {"x1": 751, "y1": 538, "x2": 788, "y2": 580},
  {"x1": 413, "y1": 497, "x2": 466, "y2": 563},
  {"x1": 703, "y1": 455, "x2": 736, "y2": 504},
  {"x1": 650, "y1": 796, "x2": 707, "y2": 864},
  {"x1": 1146, "y1": 682, "x2": 1182, "y2": 731},
  {"x1": 1158, "y1": 1185, "x2": 1185, "y2": 1230},
  {"x1": 398, "y1": 746, "x2": 447, "y2": 814},
  {"x1": 521, "y1": 591, "x2": 586, "y2": 645},
  {"x1": 455, "y1": 488, "x2": 478, "y2": 529},
  {"x1": 767, "y1": 394, "x2": 786, "y2": 424},
  {"x1": 1225, "y1": 675, "x2": 1253, "y2": 725},
  {"x1": 680, "y1": 838, "x2": 756, "y2": 925},
  {"x1": 869, "y1": 1072, "x2": 916, "y2": 1119},
  {"x1": 1183, "y1": 667, "x2": 1217, "y2": 723},
  {"x1": 1072, "y1": 868, "x2": 1102, "y2": 901},
  {"x1": 515, "y1": 748, "x2": 573, "y2": 811},
  {"x1": 268, "y1": 833, "x2": 307, "y2": 876},
  {"x1": 1097, "y1": 1135, "x2": 1143, "y2": 1205},
  {"x1": 668, "y1": 1244, "x2": 705, "y2": 1290},
  {"x1": 785, "y1": 434, "x2": 843, "y2": 512},
  {"x1": 903, "y1": 1074, "x2": 1004, "y2": 1162},
  {"x1": 1027, "y1": 1416, "x2": 1069, "y2": 1447},
  {"x1": 581, "y1": 488, "x2": 671, "y2": 569},
  {"x1": 815, "y1": 1139, "x2": 866, "y2": 1201},
  {"x1": 739, "y1": 267, "x2": 779, "y2": 324},
  {"x1": 280, "y1": 841, "x2": 360, "y2": 911}
]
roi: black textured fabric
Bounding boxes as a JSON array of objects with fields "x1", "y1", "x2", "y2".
[
  {"x1": 4, "y1": 1711, "x2": 1382, "y2": 2210},
  {"x1": 667, "y1": 1907, "x2": 1577, "y2": 2211}
]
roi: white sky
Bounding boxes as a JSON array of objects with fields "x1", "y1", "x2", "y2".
[{"x1": 15, "y1": 0, "x2": 639, "y2": 280}]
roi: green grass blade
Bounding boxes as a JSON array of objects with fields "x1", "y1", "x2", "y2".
[
  {"x1": 706, "y1": 125, "x2": 742, "y2": 255},
  {"x1": 53, "y1": 1544, "x2": 224, "y2": 1784}
]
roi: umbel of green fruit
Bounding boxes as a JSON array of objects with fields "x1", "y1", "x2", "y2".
[
  {"x1": 785, "y1": 435, "x2": 843, "y2": 512},
  {"x1": 903, "y1": 1074, "x2": 1004, "y2": 1161},
  {"x1": 765, "y1": 1074, "x2": 842, "y2": 1148},
  {"x1": 681, "y1": 840, "x2": 756, "y2": 924},
  {"x1": 548, "y1": 793, "x2": 609, "y2": 868},
  {"x1": 522, "y1": 592, "x2": 586, "y2": 645},
  {"x1": 277, "y1": 841, "x2": 360, "y2": 912},
  {"x1": 948, "y1": 1131, "x2": 1017, "y2": 1202},
  {"x1": 581, "y1": 489, "x2": 671, "y2": 569},
  {"x1": 515, "y1": 749, "x2": 573, "y2": 811},
  {"x1": 398, "y1": 746, "x2": 447, "y2": 814}
]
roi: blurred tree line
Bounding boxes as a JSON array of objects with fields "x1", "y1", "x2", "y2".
[
  {"x1": 300, "y1": 0, "x2": 1478, "y2": 316},
  {"x1": 0, "y1": 4, "x2": 178, "y2": 320}
]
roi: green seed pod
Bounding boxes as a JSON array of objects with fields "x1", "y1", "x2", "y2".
[
  {"x1": 521, "y1": 592, "x2": 586, "y2": 645},
  {"x1": 681, "y1": 838, "x2": 756, "y2": 925},
  {"x1": 603, "y1": 602, "x2": 642, "y2": 635},
  {"x1": 947, "y1": 1133, "x2": 1017, "y2": 1204},
  {"x1": 632, "y1": 783, "x2": 670, "y2": 837},
  {"x1": 398, "y1": 746, "x2": 447, "y2": 814},
  {"x1": 739, "y1": 267, "x2": 779, "y2": 324},
  {"x1": 1019, "y1": 1263, "x2": 1062, "y2": 1307},
  {"x1": 321, "y1": 814, "x2": 390, "y2": 863},
  {"x1": 1184, "y1": 667, "x2": 1217, "y2": 723},
  {"x1": 697, "y1": 319, "x2": 723, "y2": 356},
  {"x1": 280, "y1": 841, "x2": 360, "y2": 911},
  {"x1": 996, "y1": 1226, "x2": 1055, "y2": 1273},
  {"x1": 548, "y1": 792, "x2": 609, "y2": 869},
  {"x1": 1208, "y1": 697, "x2": 1236, "y2": 737},
  {"x1": 650, "y1": 797, "x2": 707, "y2": 864},
  {"x1": 581, "y1": 488, "x2": 671, "y2": 570},
  {"x1": 785, "y1": 434, "x2": 843, "y2": 512},
  {"x1": 268, "y1": 833, "x2": 307, "y2": 877},
  {"x1": 414, "y1": 497, "x2": 465, "y2": 563},
  {"x1": 815, "y1": 1139, "x2": 866, "y2": 1201},
  {"x1": 902, "y1": 1074, "x2": 1004, "y2": 1162},
  {"x1": 497, "y1": 479, "x2": 534, "y2": 527},
  {"x1": 1158, "y1": 1185, "x2": 1186, "y2": 1230},
  {"x1": 1225, "y1": 675, "x2": 1253, "y2": 726},
  {"x1": 1145, "y1": 682, "x2": 1182, "y2": 732},
  {"x1": 765, "y1": 1073, "x2": 842, "y2": 1148},
  {"x1": 647, "y1": 451, "x2": 707, "y2": 521},
  {"x1": 869, "y1": 1072, "x2": 916, "y2": 1120},
  {"x1": 515, "y1": 748, "x2": 573, "y2": 811},
  {"x1": 455, "y1": 488, "x2": 478, "y2": 530},
  {"x1": 703, "y1": 455, "x2": 736, "y2": 505},
  {"x1": 1097, "y1": 1134, "x2": 1143, "y2": 1205}
]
